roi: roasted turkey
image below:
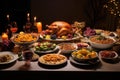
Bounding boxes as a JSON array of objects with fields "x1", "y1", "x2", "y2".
[{"x1": 45, "y1": 21, "x2": 73, "y2": 37}]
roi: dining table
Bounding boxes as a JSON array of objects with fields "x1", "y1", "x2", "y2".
[
  {"x1": 0, "y1": 32, "x2": 120, "y2": 80},
  {"x1": 0, "y1": 33, "x2": 120, "y2": 72}
]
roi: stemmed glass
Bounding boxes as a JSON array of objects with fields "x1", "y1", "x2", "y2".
[
  {"x1": 22, "y1": 48, "x2": 33, "y2": 66},
  {"x1": 10, "y1": 21, "x2": 18, "y2": 35},
  {"x1": 18, "y1": 46, "x2": 33, "y2": 70}
]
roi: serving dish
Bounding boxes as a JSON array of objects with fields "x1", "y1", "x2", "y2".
[
  {"x1": 38, "y1": 54, "x2": 67, "y2": 65},
  {"x1": 101, "y1": 31, "x2": 118, "y2": 38},
  {"x1": 11, "y1": 32, "x2": 38, "y2": 45},
  {"x1": 89, "y1": 35, "x2": 116, "y2": 49},
  {"x1": 99, "y1": 50, "x2": 118, "y2": 60},
  {"x1": 94, "y1": 29, "x2": 103, "y2": 35},
  {"x1": 77, "y1": 42, "x2": 90, "y2": 49},
  {"x1": 0, "y1": 51, "x2": 18, "y2": 64},
  {"x1": 32, "y1": 42, "x2": 59, "y2": 54},
  {"x1": 40, "y1": 33, "x2": 81, "y2": 42},
  {"x1": 31, "y1": 53, "x2": 39, "y2": 61},
  {"x1": 70, "y1": 56, "x2": 100, "y2": 66},
  {"x1": 71, "y1": 48, "x2": 98, "y2": 63},
  {"x1": 58, "y1": 43, "x2": 78, "y2": 54}
]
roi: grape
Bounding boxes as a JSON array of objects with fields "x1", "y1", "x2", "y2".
[
  {"x1": 67, "y1": 34, "x2": 73, "y2": 39},
  {"x1": 2, "y1": 40, "x2": 15, "y2": 51},
  {"x1": 84, "y1": 27, "x2": 96, "y2": 37},
  {"x1": 51, "y1": 34, "x2": 57, "y2": 39}
]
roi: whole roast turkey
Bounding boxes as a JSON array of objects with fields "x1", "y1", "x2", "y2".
[{"x1": 45, "y1": 21, "x2": 73, "y2": 37}]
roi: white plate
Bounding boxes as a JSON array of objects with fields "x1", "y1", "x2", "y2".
[
  {"x1": 0, "y1": 51, "x2": 18, "y2": 64},
  {"x1": 40, "y1": 33, "x2": 82, "y2": 42},
  {"x1": 33, "y1": 45, "x2": 59, "y2": 54},
  {"x1": 69, "y1": 56, "x2": 100, "y2": 66},
  {"x1": 38, "y1": 54, "x2": 67, "y2": 65},
  {"x1": 101, "y1": 32, "x2": 118, "y2": 38}
]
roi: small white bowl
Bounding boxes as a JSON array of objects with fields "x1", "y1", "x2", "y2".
[
  {"x1": 99, "y1": 50, "x2": 118, "y2": 60},
  {"x1": 94, "y1": 29, "x2": 103, "y2": 35},
  {"x1": 58, "y1": 43, "x2": 78, "y2": 54}
]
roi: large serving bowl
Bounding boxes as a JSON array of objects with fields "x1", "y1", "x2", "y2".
[
  {"x1": 71, "y1": 48, "x2": 98, "y2": 62},
  {"x1": 89, "y1": 35, "x2": 116, "y2": 49},
  {"x1": 11, "y1": 32, "x2": 39, "y2": 46}
]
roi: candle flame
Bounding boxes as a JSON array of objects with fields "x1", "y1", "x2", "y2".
[
  {"x1": 27, "y1": 13, "x2": 30, "y2": 17},
  {"x1": 7, "y1": 14, "x2": 9, "y2": 19},
  {"x1": 34, "y1": 16, "x2": 37, "y2": 21}
]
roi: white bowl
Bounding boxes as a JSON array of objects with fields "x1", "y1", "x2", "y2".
[
  {"x1": 99, "y1": 50, "x2": 118, "y2": 61},
  {"x1": 94, "y1": 29, "x2": 103, "y2": 35},
  {"x1": 58, "y1": 43, "x2": 78, "y2": 54},
  {"x1": 89, "y1": 36, "x2": 116, "y2": 49},
  {"x1": 71, "y1": 49, "x2": 98, "y2": 62}
]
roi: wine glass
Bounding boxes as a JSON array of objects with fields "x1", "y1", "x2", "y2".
[
  {"x1": 22, "y1": 48, "x2": 33, "y2": 66},
  {"x1": 18, "y1": 48, "x2": 33, "y2": 70},
  {"x1": 10, "y1": 21, "x2": 18, "y2": 35}
]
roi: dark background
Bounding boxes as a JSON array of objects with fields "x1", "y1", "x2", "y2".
[
  {"x1": 0, "y1": 0, "x2": 119, "y2": 35},
  {"x1": 31, "y1": 0, "x2": 95, "y2": 29},
  {"x1": 0, "y1": 0, "x2": 30, "y2": 34}
]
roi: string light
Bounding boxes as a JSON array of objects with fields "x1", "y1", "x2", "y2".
[{"x1": 103, "y1": 0, "x2": 120, "y2": 16}]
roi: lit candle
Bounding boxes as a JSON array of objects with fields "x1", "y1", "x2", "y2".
[
  {"x1": 34, "y1": 16, "x2": 37, "y2": 22},
  {"x1": 2, "y1": 33, "x2": 8, "y2": 41},
  {"x1": 33, "y1": 16, "x2": 37, "y2": 26},
  {"x1": 7, "y1": 14, "x2": 10, "y2": 20},
  {"x1": 36, "y1": 22, "x2": 42, "y2": 33},
  {"x1": 27, "y1": 13, "x2": 30, "y2": 17},
  {"x1": 27, "y1": 13, "x2": 30, "y2": 22}
]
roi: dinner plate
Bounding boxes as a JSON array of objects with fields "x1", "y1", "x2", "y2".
[
  {"x1": 38, "y1": 54, "x2": 67, "y2": 66},
  {"x1": 0, "y1": 51, "x2": 18, "y2": 64},
  {"x1": 33, "y1": 45, "x2": 59, "y2": 54},
  {"x1": 69, "y1": 56, "x2": 100, "y2": 66},
  {"x1": 40, "y1": 33, "x2": 82, "y2": 42}
]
